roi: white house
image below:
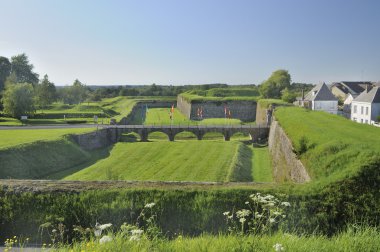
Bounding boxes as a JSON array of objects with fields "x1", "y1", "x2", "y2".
[
  {"x1": 342, "y1": 93, "x2": 357, "y2": 118},
  {"x1": 351, "y1": 87, "x2": 380, "y2": 125},
  {"x1": 301, "y1": 83, "x2": 338, "y2": 114}
]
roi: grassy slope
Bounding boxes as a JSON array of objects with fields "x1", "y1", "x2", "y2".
[
  {"x1": 252, "y1": 146, "x2": 273, "y2": 182},
  {"x1": 275, "y1": 107, "x2": 380, "y2": 183},
  {"x1": 0, "y1": 128, "x2": 94, "y2": 149},
  {"x1": 64, "y1": 141, "x2": 248, "y2": 182}
]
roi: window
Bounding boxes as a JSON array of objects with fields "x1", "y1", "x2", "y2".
[
  {"x1": 353, "y1": 105, "x2": 357, "y2": 113},
  {"x1": 361, "y1": 106, "x2": 364, "y2": 115},
  {"x1": 366, "y1": 107, "x2": 369, "y2": 115}
]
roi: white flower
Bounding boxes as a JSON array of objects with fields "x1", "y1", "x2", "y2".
[
  {"x1": 269, "y1": 218, "x2": 276, "y2": 223},
  {"x1": 236, "y1": 209, "x2": 251, "y2": 218},
  {"x1": 273, "y1": 211, "x2": 281, "y2": 216},
  {"x1": 281, "y1": 202, "x2": 291, "y2": 207},
  {"x1": 99, "y1": 235, "x2": 112, "y2": 244},
  {"x1": 129, "y1": 235, "x2": 141, "y2": 241},
  {"x1": 131, "y1": 229, "x2": 144, "y2": 236},
  {"x1": 223, "y1": 211, "x2": 230, "y2": 216},
  {"x1": 256, "y1": 214, "x2": 263, "y2": 219},
  {"x1": 145, "y1": 202, "x2": 156, "y2": 208},
  {"x1": 245, "y1": 201, "x2": 249, "y2": 205},
  {"x1": 239, "y1": 218, "x2": 246, "y2": 223},
  {"x1": 98, "y1": 223, "x2": 112, "y2": 230},
  {"x1": 273, "y1": 243, "x2": 284, "y2": 251},
  {"x1": 94, "y1": 229, "x2": 102, "y2": 237}
]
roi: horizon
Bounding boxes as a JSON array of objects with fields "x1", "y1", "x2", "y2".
[{"x1": 1, "y1": 0, "x2": 380, "y2": 86}]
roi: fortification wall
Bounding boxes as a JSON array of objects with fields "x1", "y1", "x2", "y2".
[
  {"x1": 71, "y1": 128, "x2": 118, "y2": 150},
  {"x1": 177, "y1": 96, "x2": 257, "y2": 122},
  {"x1": 268, "y1": 118, "x2": 311, "y2": 183},
  {"x1": 255, "y1": 102, "x2": 268, "y2": 125}
]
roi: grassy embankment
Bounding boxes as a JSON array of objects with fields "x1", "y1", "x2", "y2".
[
  {"x1": 65, "y1": 141, "x2": 250, "y2": 182},
  {"x1": 275, "y1": 106, "x2": 380, "y2": 186},
  {"x1": 0, "y1": 128, "x2": 100, "y2": 179},
  {"x1": 57, "y1": 227, "x2": 380, "y2": 252}
]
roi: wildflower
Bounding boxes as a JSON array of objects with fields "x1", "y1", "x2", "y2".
[
  {"x1": 239, "y1": 218, "x2": 246, "y2": 223},
  {"x1": 256, "y1": 214, "x2": 263, "y2": 218},
  {"x1": 236, "y1": 209, "x2": 251, "y2": 218},
  {"x1": 273, "y1": 243, "x2": 284, "y2": 251},
  {"x1": 281, "y1": 202, "x2": 291, "y2": 207},
  {"x1": 131, "y1": 229, "x2": 144, "y2": 236},
  {"x1": 98, "y1": 223, "x2": 112, "y2": 230},
  {"x1": 245, "y1": 201, "x2": 249, "y2": 205},
  {"x1": 273, "y1": 211, "x2": 281, "y2": 216},
  {"x1": 99, "y1": 235, "x2": 112, "y2": 244},
  {"x1": 269, "y1": 218, "x2": 276, "y2": 223},
  {"x1": 129, "y1": 235, "x2": 141, "y2": 241},
  {"x1": 223, "y1": 211, "x2": 230, "y2": 216},
  {"x1": 145, "y1": 202, "x2": 156, "y2": 208}
]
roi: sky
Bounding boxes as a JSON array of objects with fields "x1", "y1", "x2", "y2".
[{"x1": 1, "y1": 0, "x2": 380, "y2": 86}]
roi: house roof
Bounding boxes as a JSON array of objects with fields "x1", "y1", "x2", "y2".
[
  {"x1": 354, "y1": 87, "x2": 380, "y2": 103},
  {"x1": 304, "y1": 83, "x2": 338, "y2": 101},
  {"x1": 331, "y1": 81, "x2": 372, "y2": 95}
]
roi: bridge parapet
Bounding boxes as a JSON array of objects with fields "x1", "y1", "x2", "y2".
[{"x1": 108, "y1": 124, "x2": 269, "y2": 142}]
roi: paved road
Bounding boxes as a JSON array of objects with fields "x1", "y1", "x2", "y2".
[{"x1": 0, "y1": 124, "x2": 268, "y2": 130}]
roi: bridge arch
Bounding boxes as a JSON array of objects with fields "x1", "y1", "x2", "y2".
[
  {"x1": 147, "y1": 130, "x2": 171, "y2": 141},
  {"x1": 173, "y1": 130, "x2": 198, "y2": 140}
]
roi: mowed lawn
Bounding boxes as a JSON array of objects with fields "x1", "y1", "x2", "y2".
[
  {"x1": 0, "y1": 128, "x2": 95, "y2": 149},
  {"x1": 64, "y1": 141, "x2": 242, "y2": 182},
  {"x1": 145, "y1": 108, "x2": 247, "y2": 126}
]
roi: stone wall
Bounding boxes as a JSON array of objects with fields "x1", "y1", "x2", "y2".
[
  {"x1": 177, "y1": 96, "x2": 257, "y2": 122},
  {"x1": 268, "y1": 118, "x2": 311, "y2": 183},
  {"x1": 71, "y1": 128, "x2": 118, "y2": 150}
]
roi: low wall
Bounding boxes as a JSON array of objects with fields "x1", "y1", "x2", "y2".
[
  {"x1": 268, "y1": 118, "x2": 311, "y2": 183},
  {"x1": 71, "y1": 128, "x2": 118, "y2": 150},
  {"x1": 177, "y1": 96, "x2": 257, "y2": 122}
]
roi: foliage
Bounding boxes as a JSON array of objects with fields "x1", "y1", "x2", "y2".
[
  {"x1": 0, "y1": 56, "x2": 11, "y2": 91},
  {"x1": 259, "y1": 70, "x2": 291, "y2": 98},
  {"x1": 257, "y1": 99, "x2": 290, "y2": 109},
  {"x1": 1, "y1": 82, "x2": 35, "y2": 118},
  {"x1": 10, "y1": 53, "x2": 39, "y2": 85},
  {"x1": 281, "y1": 88, "x2": 297, "y2": 103},
  {"x1": 59, "y1": 79, "x2": 88, "y2": 104},
  {"x1": 224, "y1": 193, "x2": 290, "y2": 235},
  {"x1": 35, "y1": 74, "x2": 57, "y2": 108}
]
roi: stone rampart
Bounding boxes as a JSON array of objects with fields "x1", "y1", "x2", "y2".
[
  {"x1": 268, "y1": 118, "x2": 311, "y2": 183},
  {"x1": 177, "y1": 96, "x2": 256, "y2": 122},
  {"x1": 71, "y1": 128, "x2": 118, "y2": 150}
]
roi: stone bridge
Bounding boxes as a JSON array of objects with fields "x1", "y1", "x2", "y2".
[{"x1": 107, "y1": 124, "x2": 269, "y2": 142}]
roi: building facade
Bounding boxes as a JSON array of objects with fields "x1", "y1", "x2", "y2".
[{"x1": 351, "y1": 87, "x2": 380, "y2": 125}]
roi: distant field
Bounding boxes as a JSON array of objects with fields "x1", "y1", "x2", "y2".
[
  {"x1": 0, "y1": 128, "x2": 95, "y2": 149},
  {"x1": 64, "y1": 141, "x2": 258, "y2": 182},
  {"x1": 144, "y1": 108, "x2": 250, "y2": 126}
]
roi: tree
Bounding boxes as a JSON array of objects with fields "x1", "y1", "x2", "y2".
[
  {"x1": 259, "y1": 70, "x2": 291, "y2": 98},
  {"x1": 281, "y1": 88, "x2": 297, "y2": 103},
  {"x1": 35, "y1": 74, "x2": 56, "y2": 108},
  {"x1": 10, "y1": 53, "x2": 39, "y2": 85},
  {"x1": 71, "y1": 79, "x2": 87, "y2": 104},
  {"x1": 2, "y1": 83, "x2": 35, "y2": 118},
  {"x1": 0, "y1": 56, "x2": 11, "y2": 92}
]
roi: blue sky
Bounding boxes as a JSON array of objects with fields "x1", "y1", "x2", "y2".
[{"x1": 1, "y1": 0, "x2": 379, "y2": 85}]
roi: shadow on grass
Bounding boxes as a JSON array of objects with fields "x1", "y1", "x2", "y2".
[{"x1": 43, "y1": 146, "x2": 114, "y2": 180}]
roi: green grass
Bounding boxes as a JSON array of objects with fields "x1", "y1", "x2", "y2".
[
  {"x1": 252, "y1": 146, "x2": 273, "y2": 182},
  {"x1": 0, "y1": 117, "x2": 22, "y2": 126},
  {"x1": 257, "y1": 99, "x2": 290, "y2": 108},
  {"x1": 144, "y1": 108, "x2": 251, "y2": 126},
  {"x1": 275, "y1": 107, "x2": 380, "y2": 183},
  {"x1": 0, "y1": 128, "x2": 95, "y2": 149},
  {"x1": 56, "y1": 227, "x2": 380, "y2": 252},
  {"x1": 64, "y1": 141, "x2": 251, "y2": 182}
]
